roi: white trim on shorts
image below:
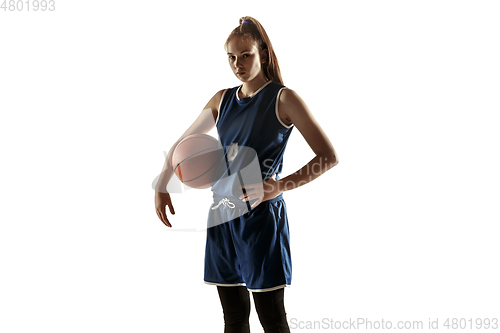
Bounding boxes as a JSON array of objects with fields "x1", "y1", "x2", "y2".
[{"x1": 204, "y1": 281, "x2": 291, "y2": 292}]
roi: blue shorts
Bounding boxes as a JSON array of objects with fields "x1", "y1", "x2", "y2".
[{"x1": 204, "y1": 192, "x2": 292, "y2": 292}]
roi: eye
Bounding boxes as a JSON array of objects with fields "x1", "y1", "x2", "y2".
[{"x1": 228, "y1": 54, "x2": 250, "y2": 60}]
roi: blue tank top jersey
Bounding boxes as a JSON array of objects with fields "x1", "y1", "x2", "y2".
[{"x1": 211, "y1": 81, "x2": 294, "y2": 197}]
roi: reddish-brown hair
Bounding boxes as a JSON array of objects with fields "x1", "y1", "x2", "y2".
[{"x1": 224, "y1": 16, "x2": 284, "y2": 85}]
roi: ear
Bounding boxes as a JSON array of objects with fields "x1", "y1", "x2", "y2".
[{"x1": 261, "y1": 49, "x2": 269, "y2": 64}]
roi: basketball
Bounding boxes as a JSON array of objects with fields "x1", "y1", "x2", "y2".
[{"x1": 172, "y1": 134, "x2": 223, "y2": 189}]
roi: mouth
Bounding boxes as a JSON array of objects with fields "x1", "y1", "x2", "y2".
[{"x1": 236, "y1": 72, "x2": 246, "y2": 76}]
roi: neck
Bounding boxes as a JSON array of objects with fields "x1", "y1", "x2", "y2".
[{"x1": 240, "y1": 73, "x2": 269, "y2": 98}]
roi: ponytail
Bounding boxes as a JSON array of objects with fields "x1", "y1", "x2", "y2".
[{"x1": 224, "y1": 16, "x2": 284, "y2": 86}]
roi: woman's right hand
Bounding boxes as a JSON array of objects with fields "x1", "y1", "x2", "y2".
[
  {"x1": 155, "y1": 191, "x2": 175, "y2": 227},
  {"x1": 153, "y1": 90, "x2": 224, "y2": 228}
]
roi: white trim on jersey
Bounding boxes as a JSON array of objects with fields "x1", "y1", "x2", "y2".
[
  {"x1": 215, "y1": 89, "x2": 228, "y2": 127},
  {"x1": 235, "y1": 80, "x2": 273, "y2": 101},
  {"x1": 276, "y1": 87, "x2": 293, "y2": 129}
]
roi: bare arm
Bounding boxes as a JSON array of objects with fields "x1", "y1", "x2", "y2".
[
  {"x1": 154, "y1": 89, "x2": 224, "y2": 193},
  {"x1": 239, "y1": 88, "x2": 339, "y2": 208},
  {"x1": 276, "y1": 89, "x2": 339, "y2": 192},
  {"x1": 154, "y1": 89, "x2": 225, "y2": 228}
]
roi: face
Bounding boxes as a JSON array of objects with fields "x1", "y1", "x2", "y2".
[{"x1": 226, "y1": 36, "x2": 267, "y2": 82}]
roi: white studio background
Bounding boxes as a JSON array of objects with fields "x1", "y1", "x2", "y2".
[{"x1": 1, "y1": 1, "x2": 499, "y2": 332}]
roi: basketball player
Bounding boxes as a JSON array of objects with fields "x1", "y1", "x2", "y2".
[{"x1": 155, "y1": 17, "x2": 338, "y2": 333}]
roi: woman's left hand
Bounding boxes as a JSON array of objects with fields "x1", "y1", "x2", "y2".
[{"x1": 239, "y1": 173, "x2": 281, "y2": 209}]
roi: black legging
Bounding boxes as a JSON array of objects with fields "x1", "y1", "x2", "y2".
[{"x1": 217, "y1": 286, "x2": 290, "y2": 333}]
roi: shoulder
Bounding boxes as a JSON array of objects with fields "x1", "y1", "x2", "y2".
[
  {"x1": 279, "y1": 87, "x2": 300, "y2": 104},
  {"x1": 211, "y1": 87, "x2": 234, "y2": 103},
  {"x1": 277, "y1": 88, "x2": 302, "y2": 125},
  {"x1": 204, "y1": 88, "x2": 231, "y2": 120},
  {"x1": 215, "y1": 88, "x2": 228, "y2": 101}
]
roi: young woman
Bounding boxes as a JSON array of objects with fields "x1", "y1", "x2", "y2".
[{"x1": 155, "y1": 16, "x2": 338, "y2": 333}]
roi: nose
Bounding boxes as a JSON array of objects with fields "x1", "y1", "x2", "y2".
[{"x1": 234, "y1": 56, "x2": 243, "y2": 69}]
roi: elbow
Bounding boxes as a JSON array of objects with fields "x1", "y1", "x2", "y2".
[
  {"x1": 329, "y1": 151, "x2": 339, "y2": 168},
  {"x1": 321, "y1": 151, "x2": 339, "y2": 169},
  {"x1": 330, "y1": 156, "x2": 339, "y2": 168}
]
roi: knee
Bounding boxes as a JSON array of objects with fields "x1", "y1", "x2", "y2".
[
  {"x1": 223, "y1": 302, "x2": 250, "y2": 327},
  {"x1": 256, "y1": 311, "x2": 289, "y2": 332},
  {"x1": 218, "y1": 287, "x2": 251, "y2": 328},
  {"x1": 253, "y1": 289, "x2": 290, "y2": 332}
]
